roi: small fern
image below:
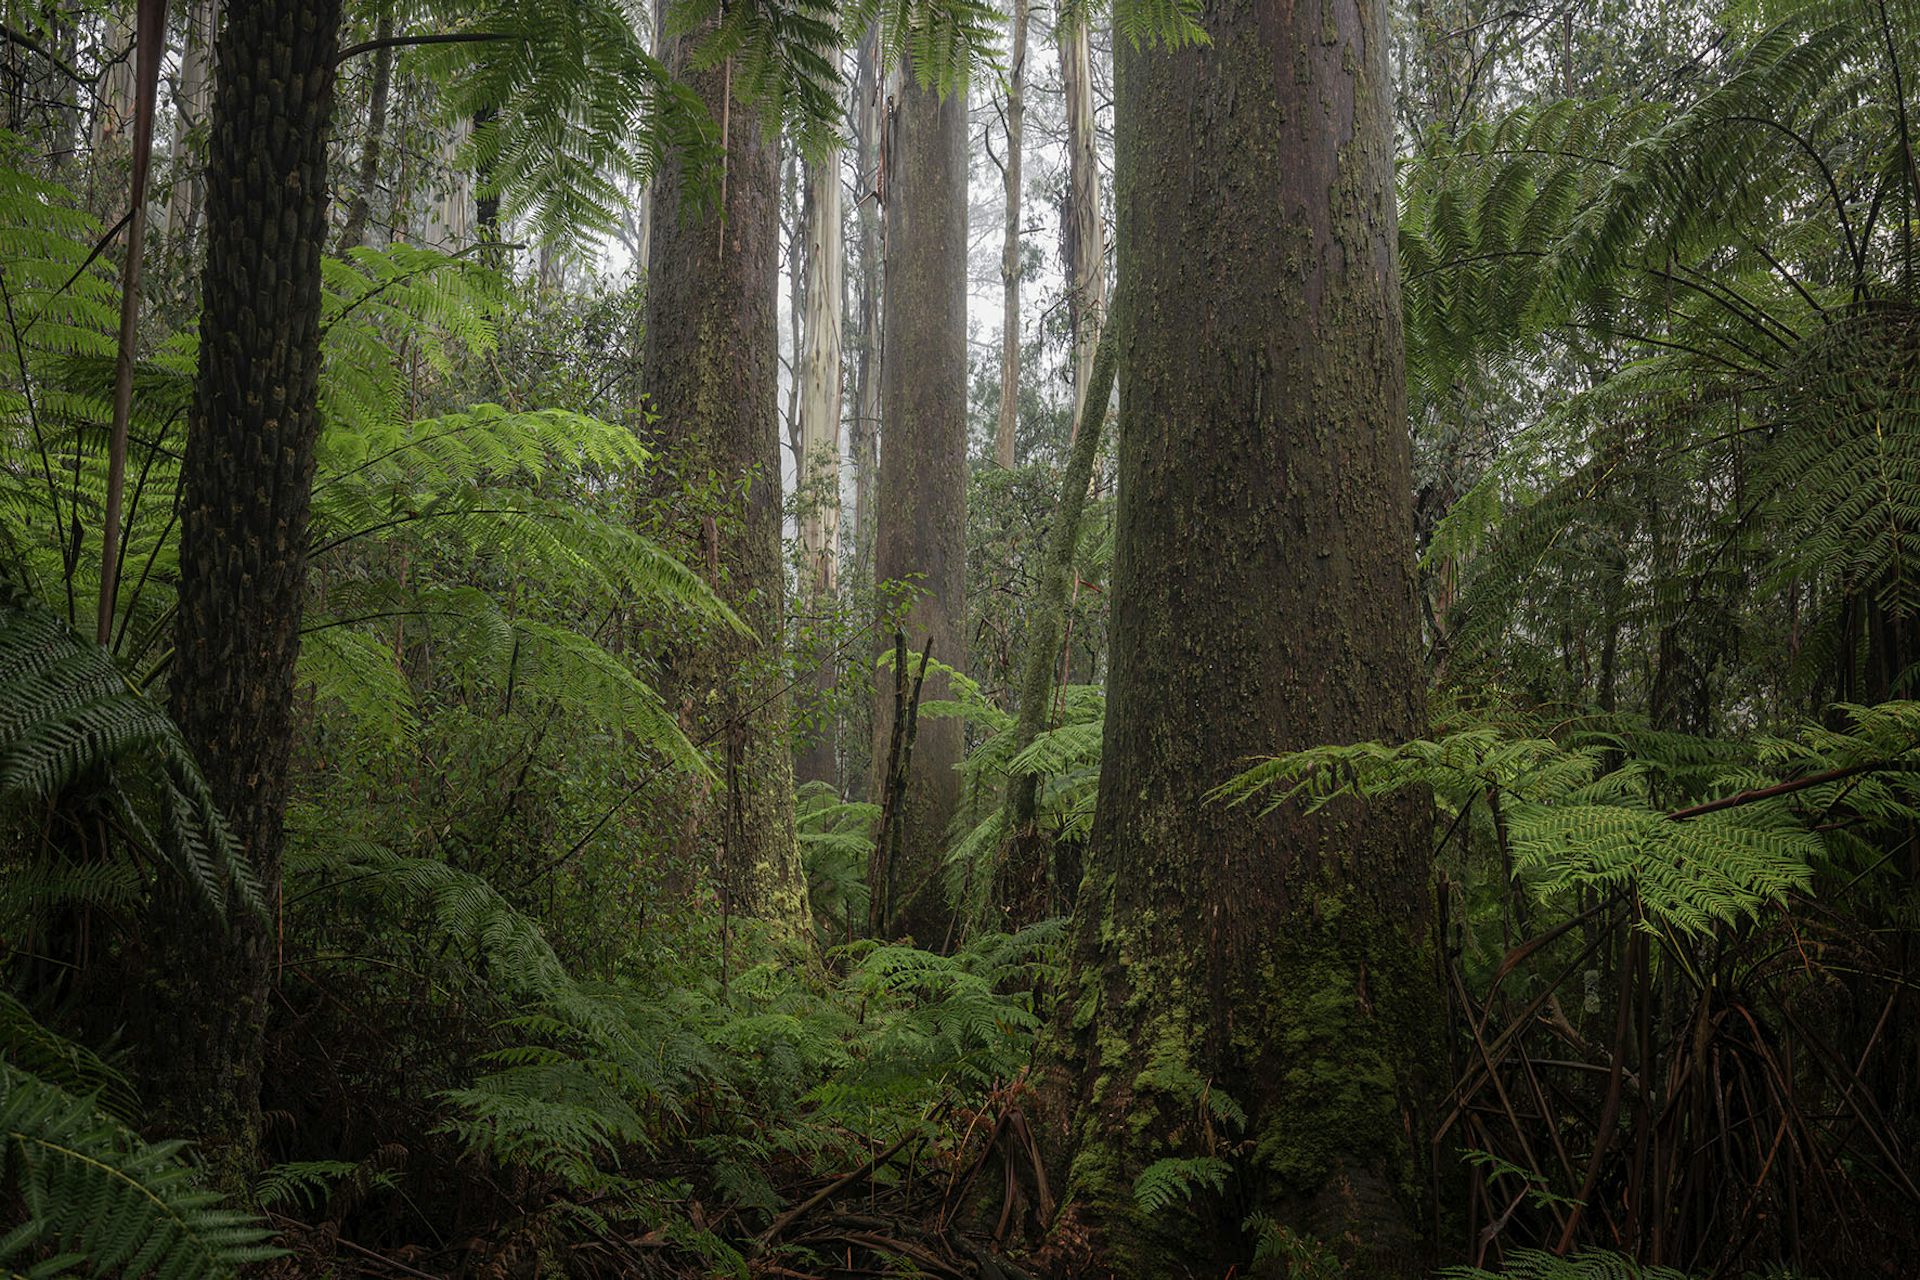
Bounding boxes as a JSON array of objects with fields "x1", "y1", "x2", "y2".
[{"x1": 1131, "y1": 1154, "x2": 1230, "y2": 1215}]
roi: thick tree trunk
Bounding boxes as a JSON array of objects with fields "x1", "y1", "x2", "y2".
[
  {"x1": 871, "y1": 64, "x2": 966, "y2": 945},
  {"x1": 136, "y1": 0, "x2": 342, "y2": 1172},
  {"x1": 644, "y1": 28, "x2": 809, "y2": 937},
  {"x1": 794, "y1": 126, "x2": 844, "y2": 788},
  {"x1": 1059, "y1": 7, "x2": 1104, "y2": 426},
  {"x1": 995, "y1": 0, "x2": 1027, "y2": 470},
  {"x1": 1052, "y1": 0, "x2": 1437, "y2": 1272}
]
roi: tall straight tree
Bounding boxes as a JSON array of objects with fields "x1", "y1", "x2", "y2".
[
  {"x1": 1053, "y1": 0, "x2": 1436, "y2": 1269},
  {"x1": 994, "y1": 0, "x2": 1027, "y2": 470},
  {"x1": 848, "y1": 27, "x2": 882, "y2": 587},
  {"x1": 794, "y1": 87, "x2": 844, "y2": 787},
  {"x1": 1058, "y1": 2, "x2": 1104, "y2": 423},
  {"x1": 871, "y1": 62, "x2": 967, "y2": 944},
  {"x1": 645, "y1": 18, "x2": 809, "y2": 935},
  {"x1": 137, "y1": 0, "x2": 343, "y2": 1165}
]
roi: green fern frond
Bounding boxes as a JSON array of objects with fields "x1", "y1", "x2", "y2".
[
  {"x1": 0, "y1": 583, "x2": 254, "y2": 918},
  {"x1": 0, "y1": 1064, "x2": 281, "y2": 1280},
  {"x1": 1132, "y1": 1154, "x2": 1229, "y2": 1215}
]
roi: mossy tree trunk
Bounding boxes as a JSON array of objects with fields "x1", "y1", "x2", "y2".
[
  {"x1": 644, "y1": 26, "x2": 809, "y2": 937},
  {"x1": 1052, "y1": 0, "x2": 1437, "y2": 1271},
  {"x1": 134, "y1": 0, "x2": 342, "y2": 1170},
  {"x1": 871, "y1": 64, "x2": 967, "y2": 945}
]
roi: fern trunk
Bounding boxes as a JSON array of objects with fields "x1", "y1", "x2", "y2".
[
  {"x1": 871, "y1": 61, "x2": 968, "y2": 947},
  {"x1": 1051, "y1": 0, "x2": 1439, "y2": 1271},
  {"x1": 137, "y1": 0, "x2": 342, "y2": 1172},
  {"x1": 644, "y1": 21, "x2": 809, "y2": 938}
]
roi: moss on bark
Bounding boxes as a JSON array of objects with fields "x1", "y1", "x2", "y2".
[
  {"x1": 1048, "y1": 0, "x2": 1439, "y2": 1272},
  {"x1": 644, "y1": 22, "x2": 809, "y2": 939}
]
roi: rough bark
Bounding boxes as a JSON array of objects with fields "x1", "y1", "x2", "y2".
[
  {"x1": 644, "y1": 27, "x2": 809, "y2": 936},
  {"x1": 995, "y1": 0, "x2": 1027, "y2": 470},
  {"x1": 135, "y1": 0, "x2": 342, "y2": 1170},
  {"x1": 794, "y1": 121, "x2": 844, "y2": 788},
  {"x1": 871, "y1": 63, "x2": 966, "y2": 945},
  {"x1": 1051, "y1": 0, "x2": 1437, "y2": 1272},
  {"x1": 1058, "y1": 6, "x2": 1104, "y2": 425}
]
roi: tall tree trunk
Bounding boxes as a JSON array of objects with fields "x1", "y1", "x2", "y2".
[
  {"x1": 644, "y1": 32, "x2": 809, "y2": 937},
  {"x1": 335, "y1": 8, "x2": 393, "y2": 254},
  {"x1": 160, "y1": 0, "x2": 220, "y2": 258},
  {"x1": 135, "y1": 0, "x2": 342, "y2": 1173},
  {"x1": 1059, "y1": 5, "x2": 1104, "y2": 426},
  {"x1": 995, "y1": 0, "x2": 1027, "y2": 470},
  {"x1": 794, "y1": 115, "x2": 844, "y2": 787},
  {"x1": 871, "y1": 63, "x2": 966, "y2": 945},
  {"x1": 89, "y1": 5, "x2": 136, "y2": 150},
  {"x1": 849, "y1": 28, "x2": 881, "y2": 593},
  {"x1": 1052, "y1": 0, "x2": 1436, "y2": 1271},
  {"x1": 419, "y1": 112, "x2": 472, "y2": 248}
]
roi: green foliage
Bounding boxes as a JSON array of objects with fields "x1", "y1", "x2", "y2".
[
  {"x1": 1404, "y1": 5, "x2": 1920, "y2": 715},
  {"x1": 845, "y1": 0, "x2": 1004, "y2": 92},
  {"x1": 409, "y1": 0, "x2": 719, "y2": 247},
  {"x1": 1216, "y1": 702, "x2": 1920, "y2": 934},
  {"x1": 0, "y1": 584, "x2": 253, "y2": 920},
  {"x1": 938, "y1": 676, "x2": 1105, "y2": 923},
  {"x1": 0, "y1": 1063, "x2": 280, "y2": 1280},
  {"x1": 0, "y1": 993, "x2": 137, "y2": 1126},
  {"x1": 796, "y1": 781, "x2": 877, "y2": 942},
  {"x1": 1130, "y1": 1154, "x2": 1229, "y2": 1214},
  {"x1": 1442, "y1": 1251, "x2": 1696, "y2": 1280}
]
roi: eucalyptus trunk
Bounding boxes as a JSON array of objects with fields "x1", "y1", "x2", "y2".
[
  {"x1": 794, "y1": 123, "x2": 844, "y2": 787},
  {"x1": 1052, "y1": 0, "x2": 1437, "y2": 1271},
  {"x1": 1059, "y1": 6, "x2": 1105, "y2": 425},
  {"x1": 995, "y1": 0, "x2": 1027, "y2": 470},
  {"x1": 644, "y1": 20, "x2": 809, "y2": 937},
  {"x1": 849, "y1": 28, "x2": 881, "y2": 590},
  {"x1": 134, "y1": 0, "x2": 343, "y2": 1173},
  {"x1": 871, "y1": 63, "x2": 966, "y2": 945},
  {"x1": 161, "y1": 0, "x2": 220, "y2": 258}
]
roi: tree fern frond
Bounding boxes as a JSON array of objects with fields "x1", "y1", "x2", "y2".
[{"x1": 0, "y1": 1064, "x2": 281, "y2": 1280}]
